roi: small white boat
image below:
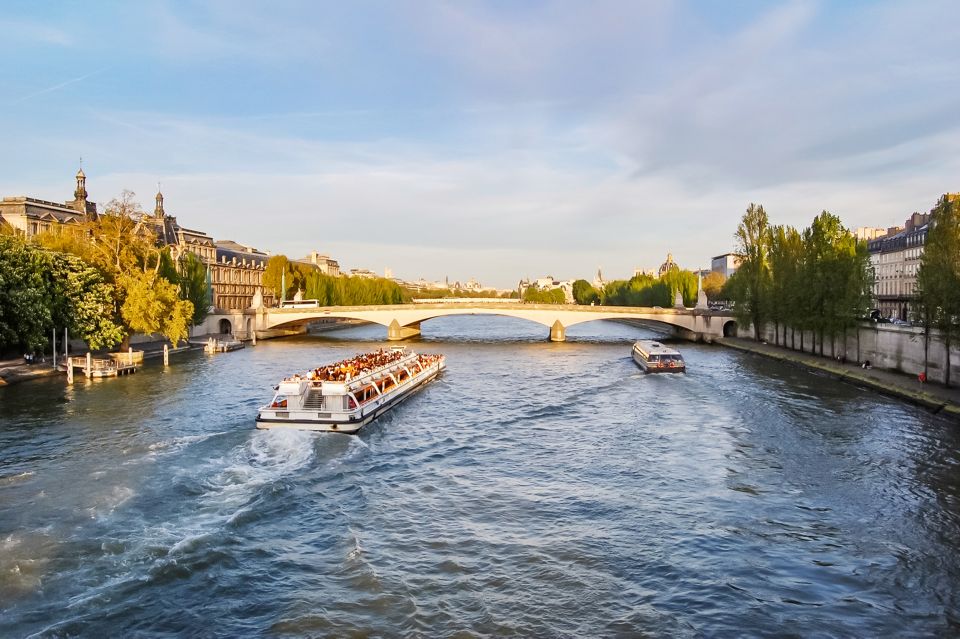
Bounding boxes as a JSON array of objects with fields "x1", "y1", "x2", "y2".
[
  {"x1": 632, "y1": 340, "x2": 685, "y2": 373},
  {"x1": 256, "y1": 347, "x2": 445, "y2": 433}
]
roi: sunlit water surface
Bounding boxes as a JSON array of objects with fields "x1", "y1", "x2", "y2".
[{"x1": 1, "y1": 317, "x2": 958, "y2": 637}]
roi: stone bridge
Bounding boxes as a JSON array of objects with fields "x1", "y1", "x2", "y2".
[{"x1": 202, "y1": 302, "x2": 737, "y2": 343}]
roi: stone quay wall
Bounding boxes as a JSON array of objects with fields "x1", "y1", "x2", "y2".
[{"x1": 752, "y1": 322, "x2": 960, "y2": 385}]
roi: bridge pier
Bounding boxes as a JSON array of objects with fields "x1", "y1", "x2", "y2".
[
  {"x1": 387, "y1": 320, "x2": 421, "y2": 341},
  {"x1": 549, "y1": 320, "x2": 566, "y2": 342}
]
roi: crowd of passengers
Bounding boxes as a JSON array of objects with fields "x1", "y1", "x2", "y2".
[{"x1": 284, "y1": 350, "x2": 442, "y2": 383}]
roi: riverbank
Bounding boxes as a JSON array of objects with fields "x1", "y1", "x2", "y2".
[
  {"x1": 0, "y1": 342, "x2": 200, "y2": 387},
  {"x1": 717, "y1": 337, "x2": 960, "y2": 417}
]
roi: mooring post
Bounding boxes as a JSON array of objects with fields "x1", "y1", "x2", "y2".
[
  {"x1": 163, "y1": 343, "x2": 169, "y2": 366},
  {"x1": 64, "y1": 327, "x2": 69, "y2": 360},
  {"x1": 66, "y1": 359, "x2": 74, "y2": 384},
  {"x1": 252, "y1": 330, "x2": 257, "y2": 346},
  {"x1": 85, "y1": 352, "x2": 92, "y2": 378},
  {"x1": 128, "y1": 346, "x2": 133, "y2": 365},
  {"x1": 52, "y1": 328, "x2": 57, "y2": 370}
]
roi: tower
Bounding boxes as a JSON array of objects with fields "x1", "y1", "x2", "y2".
[
  {"x1": 154, "y1": 188, "x2": 165, "y2": 219},
  {"x1": 68, "y1": 164, "x2": 97, "y2": 220},
  {"x1": 74, "y1": 167, "x2": 87, "y2": 202}
]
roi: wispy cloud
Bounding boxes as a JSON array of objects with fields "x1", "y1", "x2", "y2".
[{"x1": 8, "y1": 68, "x2": 109, "y2": 106}]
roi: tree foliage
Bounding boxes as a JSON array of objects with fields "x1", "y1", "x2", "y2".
[
  {"x1": 33, "y1": 191, "x2": 197, "y2": 345},
  {"x1": 601, "y1": 267, "x2": 697, "y2": 307},
  {"x1": 726, "y1": 206, "x2": 872, "y2": 356},
  {"x1": 179, "y1": 251, "x2": 210, "y2": 325},
  {"x1": 915, "y1": 195, "x2": 960, "y2": 386},
  {"x1": 572, "y1": 279, "x2": 600, "y2": 305},
  {"x1": 702, "y1": 271, "x2": 726, "y2": 301},
  {"x1": 522, "y1": 287, "x2": 566, "y2": 304},
  {"x1": 0, "y1": 234, "x2": 123, "y2": 352}
]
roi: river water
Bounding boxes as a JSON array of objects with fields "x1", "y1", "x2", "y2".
[{"x1": 1, "y1": 317, "x2": 958, "y2": 637}]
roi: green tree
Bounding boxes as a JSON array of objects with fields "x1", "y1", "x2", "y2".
[
  {"x1": 916, "y1": 195, "x2": 960, "y2": 386},
  {"x1": 522, "y1": 287, "x2": 566, "y2": 304},
  {"x1": 572, "y1": 279, "x2": 600, "y2": 305},
  {"x1": 732, "y1": 203, "x2": 771, "y2": 340},
  {"x1": 179, "y1": 251, "x2": 211, "y2": 325}
]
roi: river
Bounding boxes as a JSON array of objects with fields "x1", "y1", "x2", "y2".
[{"x1": 1, "y1": 317, "x2": 958, "y2": 637}]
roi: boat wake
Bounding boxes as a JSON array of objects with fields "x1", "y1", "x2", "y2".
[{"x1": 60, "y1": 430, "x2": 317, "y2": 615}]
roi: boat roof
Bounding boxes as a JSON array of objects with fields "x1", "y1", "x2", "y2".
[{"x1": 634, "y1": 340, "x2": 682, "y2": 356}]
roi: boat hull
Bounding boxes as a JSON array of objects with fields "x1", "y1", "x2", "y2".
[{"x1": 255, "y1": 363, "x2": 443, "y2": 433}]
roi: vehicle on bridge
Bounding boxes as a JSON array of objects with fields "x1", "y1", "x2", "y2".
[
  {"x1": 279, "y1": 299, "x2": 321, "y2": 309},
  {"x1": 632, "y1": 340, "x2": 686, "y2": 374},
  {"x1": 256, "y1": 347, "x2": 445, "y2": 433}
]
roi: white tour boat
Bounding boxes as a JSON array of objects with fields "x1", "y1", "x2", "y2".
[
  {"x1": 256, "y1": 347, "x2": 445, "y2": 433},
  {"x1": 632, "y1": 339, "x2": 686, "y2": 374}
]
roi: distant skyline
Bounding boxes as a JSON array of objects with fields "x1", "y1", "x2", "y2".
[{"x1": 1, "y1": 1, "x2": 958, "y2": 288}]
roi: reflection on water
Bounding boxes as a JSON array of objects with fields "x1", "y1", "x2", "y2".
[{"x1": 1, "y1": 316, "x2": 958, "y2": 637}]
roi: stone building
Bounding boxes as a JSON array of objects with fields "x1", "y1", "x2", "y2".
[
  {"x1": 146, "y1": 189, "x2": 274, "y2": 312},
  {"x1": 0, "y1": 168, "x2": 98, "y2": 237},
  {"x1": 143, "y1": 189, "x2": 217, "y2": 263},
  {"x1": 296, "y1": 251, "x2": 341, "y2": 276},
  {"x1": 868, "y1": 211, "x2": 932, "y2": 321},
  {"x1": 210, "y1": 240, "x2": 275, "y2": 311}
]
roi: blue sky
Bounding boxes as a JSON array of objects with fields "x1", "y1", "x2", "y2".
[{"x1": 2, "y1": 1, "x2": 958, "y2": 287}]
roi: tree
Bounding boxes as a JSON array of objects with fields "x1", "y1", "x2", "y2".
[
  {"x1": 35, "y1": 191, "x2": 193, "y2": 347},
  {"x1": 0, "y1": 235, "x2": 123, "y2": 353},
  {"x1": 733, "y1": 203, "x2": 771, "y2": 340},
  {"x1": 572, "y1": 279, "x2": 600, "y2": 305},
  {"x1": 702, "y1": 271, "x2": 726, "y2": 301},
  {"x1": 179, "y1": 251, "x2": 211, "y2": 325},
  {"x1": 916, "y1": 195, "x2": 960, "y2": 386},
  {"x1": 523, "y1": 287, "x2": 566, "y2": 304},
  {"x1": 120, "y1": 271, "x2": 194, "y2": 346}
]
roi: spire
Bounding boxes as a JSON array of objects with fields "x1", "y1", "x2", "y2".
[
  {"x1": 74, "y1": 164, "x2": 87, "y2": 201},
  {"x1": 154, "y1": 184, "x2": 165, "y2": 218}
]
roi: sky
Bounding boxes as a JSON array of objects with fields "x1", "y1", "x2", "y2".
[{"x1": 1, "y1": 1, "x2": 959, "y2": 288}]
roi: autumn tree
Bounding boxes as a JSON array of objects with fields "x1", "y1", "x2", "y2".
[{"x1": 701, "y1": 271, "x2": 726, "y2": 301}]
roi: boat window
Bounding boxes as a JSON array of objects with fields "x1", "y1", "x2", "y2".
[{"x1": 648, "y1": 355, "x2": 660, "y2": 362}]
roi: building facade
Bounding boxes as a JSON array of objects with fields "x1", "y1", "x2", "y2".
[
  {"x1": 209, "y1": 240, "x2": 275, "y2": 311},
  {"x1": 297, "y1": 251, "x2": 341, "y2": 277},
  {"x1": 0, "y1": 168, "x2": 98, "y2": 237},
  {"x1": 868, "y1": 212, "x2": 932, "y2": 321},
  {"x1": 710, "y1": 253, "x2": 740, "y2": 278}
]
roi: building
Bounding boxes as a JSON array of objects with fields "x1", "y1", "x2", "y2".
[
  {"x1": 297, "y1": 251, "x2": 341, "y2": 277},
  {"x1": 211, "y1": 240, "x2": 275, "y2": 311},
  {"x1": 867, "y1": 210, "x2": 940, "y2": 321},
  {"x1": 143, "y1": 189, "x2": 217, "y2": 263},
  {"x1": 0, "y1": 168, "x2": 98, "y2": 237},
  {"x1": 854, "y1": 227, "x2": 888, "y2": 242},
  {"x1": 349, "y1": 268, "x2": 378, "y2": 279},
  {"x1": 632, "y1": 268, "x2": 655, "y2": 279},
  {"x1": 145, "y1": 188, "x2": 274, "y2": 312},
  {"x1": 657, "y1": 253, "x2": 678, "y2": 277},
  {"x1": 710, "y1": 253, "x2": 740, "y2": 278}
]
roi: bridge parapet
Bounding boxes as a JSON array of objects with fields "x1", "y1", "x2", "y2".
[{"x1": 207, "y1": 302, "x2": 736, "y2": 343}]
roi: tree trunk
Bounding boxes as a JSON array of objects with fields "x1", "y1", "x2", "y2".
[
  {"x1": 946, "y1": 332, "x2": 952, "y2": 388},
  {"x1": 774, "y1": 320, "x2": 780, "y2": 346},
  {"x1": 800, "y1": 330, "x2": 804, "y2": 353},
  {"x1": 791, "y1": 327, "x2": 796, "y2": 351},
  {"x1": 923, "y1": 326, "x2": 930, "y2": 379}
]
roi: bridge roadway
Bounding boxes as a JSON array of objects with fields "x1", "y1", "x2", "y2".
[{"x1": 207, "y1": 302, "x2": 737, "y2": 343}]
